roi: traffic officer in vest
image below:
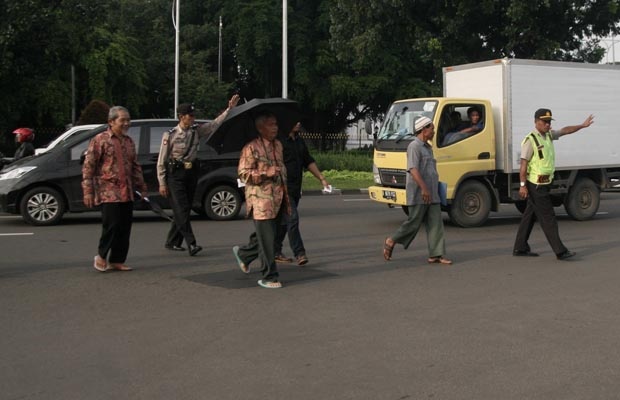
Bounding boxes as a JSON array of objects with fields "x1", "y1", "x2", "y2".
[
  {"x1": 513, "y1": 108, "x2": 594, "y2": 260},
  {"x1": 157, "y1": 95, "x2": 240, "y2": 256}
]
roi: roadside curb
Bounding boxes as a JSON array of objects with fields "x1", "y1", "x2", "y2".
[{"x1": 303, "y1": 188, "x2": 368, "y2": 196}]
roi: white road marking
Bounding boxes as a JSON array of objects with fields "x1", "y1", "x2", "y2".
[{"x1": 0, "y1": 233, "x2": 34, "y2": 236}]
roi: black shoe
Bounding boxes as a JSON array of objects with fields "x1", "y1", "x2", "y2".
[
  {"x1": 557, "y1": 250, "x2": 576, "y2": 260},
  {"x1": 189, "y1": 244, "x2": 203, "y2": 256},
  {"x1": 165, "y1": 244, "x2": 186, "y2": 251},
  {"x1": 513, "y1": 250, "x2": 539, "y2": 257}
]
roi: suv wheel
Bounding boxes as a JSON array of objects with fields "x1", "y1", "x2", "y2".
[
  {"x1": 204, "y1": 185, "x2": 241, "y2": 220},
  {"x1": 20, "y1": 187, "x2": 66, "y2": 226}
]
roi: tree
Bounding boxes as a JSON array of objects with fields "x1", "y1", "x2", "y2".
[{"x1": 76, "y1": 100, "x2": 110, "y2": 125}]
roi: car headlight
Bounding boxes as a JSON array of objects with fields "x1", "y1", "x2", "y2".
[{"x1": 0, "y1": 166, "x2": 37, "y2": 180}]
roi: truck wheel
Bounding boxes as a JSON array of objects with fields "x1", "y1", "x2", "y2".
[
  {"x1": 448, "y1": 180, "x2": 491, "y2": 227},
  {"x1": 20, "y1": 187, "x2": 66, "y2": 226},
  {"x1": 564, "y1": 177, "x2": 599, "y2": 221},
  {"x1": 204, "y1": 185, "x2": 241, "y2": 221},
  {"x1": 401, "y1": 205, "x2": 409, "y2": 216}
]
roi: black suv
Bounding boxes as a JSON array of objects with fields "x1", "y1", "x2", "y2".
[{"x1": 0, "y1": 119, "x2": 243, "y2": 226}]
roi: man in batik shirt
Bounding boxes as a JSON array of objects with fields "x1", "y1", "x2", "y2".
[
  {"x1": 232, "y1": 112, "x2": 288, "y2": 289},
  {"x1": 82, "y1": 106, "x2": 147, "y2": 272}
]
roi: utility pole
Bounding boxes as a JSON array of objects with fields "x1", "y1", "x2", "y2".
[
  {"x1": 218, "y1": 16, "x2": 223, "y2": 82},
  {"x1": 282, "y1": 0, "x2": 288, "y2": 98},
  {"x1": 173, "y1": 0, "x2": 180, "y2": 112}
]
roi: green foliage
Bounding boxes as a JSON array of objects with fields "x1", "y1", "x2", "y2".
[
  {"x1": 311, "y1": 151, "x2": 372, "y2": 172},
  {"x1": 1, "y1": 0, "x2": 620, "y2": 149},
  {"x1": 302, "y1": 170, "x2": 373, "y2": 191}
]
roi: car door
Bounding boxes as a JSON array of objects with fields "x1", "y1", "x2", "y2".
[{"x1": 142, "y1": 122, "x2": 176, "y2": 198}]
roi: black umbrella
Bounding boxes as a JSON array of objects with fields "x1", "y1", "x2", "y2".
[
  {"x1": 135, "y1": 191, "x2": 173, "y2": 221},
  {"x1": 207, "y1": 97, "x2": 303, "y2": 154}
]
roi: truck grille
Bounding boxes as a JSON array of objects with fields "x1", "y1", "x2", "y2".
[{"x1": 379, "y1": 168, "x2": 407, "y2": 188}]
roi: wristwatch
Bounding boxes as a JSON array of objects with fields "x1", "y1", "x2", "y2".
[{"x1": 520, "y1": 181, "x2": 526, "y2": 187}]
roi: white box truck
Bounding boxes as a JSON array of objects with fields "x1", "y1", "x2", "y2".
[{"x1": 368, "y1": 58, "x2": 620, "y2": 227}]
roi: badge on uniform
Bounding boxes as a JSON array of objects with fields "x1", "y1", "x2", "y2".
[{"x1": 184, "y1": 161, "x2": 193, "y2": 169}]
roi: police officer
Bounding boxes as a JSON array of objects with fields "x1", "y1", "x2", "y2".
[
  {"x1": 157, "y1": 95, "x2": 240, "y2": 256},
  {"x1": 513, "y1": 108, "x2": 594, "y2": 260}
]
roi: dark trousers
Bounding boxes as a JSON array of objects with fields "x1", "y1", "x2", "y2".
[
  {"x1": 166, "y1": 166, "x2": 198, "y2": 247},
  {"x1": 237, "y1": 214, "x2": 282, "y2": 282},
  {"x1": 99, "y1": 202, "x2": 133, "y2": 263},
  {"x1": 275, "y1": 194, "x2": 305, "y2": 257},
  {"x1": 513, "y1": 182, "x2": 568, "y2": 256}
]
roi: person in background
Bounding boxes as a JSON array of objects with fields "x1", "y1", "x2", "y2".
[
  {"x1": 383, "y1": 116, "x2": 452, "y2": 265},
  {"x1": 274, "y1": 122, "x2": 330, "y2": 266},
  {"x1": 12, "y1": 128, "x2": 35, "y2": 160},
  {"x1": 513, "y1": 109, "x2": 594, "y2": 260},
  {"x1": 442, "y1": 106, "x2": 483, "y2": 146},
  {"x1": 157, "y1": 95, "x2": 240, "y2": 257},
  {"x1": 232, "y1": 112, "x2": 288, "y2": 289},
  {"x1": 82, "y1": 106, "x2": 147, "y2": 272}
]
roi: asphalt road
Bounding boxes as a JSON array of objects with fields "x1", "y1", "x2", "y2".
[{"x1": 1, "y1": 192, "x2": 620, "y2": 400}]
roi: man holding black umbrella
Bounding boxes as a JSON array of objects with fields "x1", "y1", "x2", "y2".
[{"x1": 157, "y1": 94, "x2": 240, "y2": 256}]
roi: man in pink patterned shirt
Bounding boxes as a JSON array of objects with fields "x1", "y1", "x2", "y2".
[
  {"x1": 232, "y1": 112, "x2": 288, "y2": 289},
  {"x1": 82, "y1": 106, "x2": 147, "y2": 272}
]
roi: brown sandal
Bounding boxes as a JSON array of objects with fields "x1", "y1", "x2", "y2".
[
  {"x1": 383, "y1": 238, "x2": 395, "y2": 261},
  {"x1": 428, "y1": 256, "x2": 452, "y2": 265}
]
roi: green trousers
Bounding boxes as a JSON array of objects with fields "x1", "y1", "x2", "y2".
[{"x1": 391, "y1": 203, "x2": 446, "y2": 258}]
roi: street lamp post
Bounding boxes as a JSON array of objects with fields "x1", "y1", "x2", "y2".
[
  {"x1": 282, "y1": 0, "x2": 288, "y2": 99},
  {"x1": 218, "y1": 16, "x2": 223, "y2": 83},
  {"x1": 173, "y1": 0, "x2": 180, "y2": 112}
]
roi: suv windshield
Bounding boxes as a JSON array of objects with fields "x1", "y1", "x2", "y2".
[{"x1": 377, "y1": 100, "x2": 437, "y2": 141}]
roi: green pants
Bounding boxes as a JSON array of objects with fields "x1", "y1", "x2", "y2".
[{"x1": 391, "y1": 203, "x2": 446, "y2": 258}]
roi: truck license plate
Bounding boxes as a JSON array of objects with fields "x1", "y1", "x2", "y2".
[{"x1": 382, "y1": 190, "x2": 396, "y2": 200}]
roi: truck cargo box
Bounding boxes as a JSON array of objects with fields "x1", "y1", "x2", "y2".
[{"x1": 443, "y1": 59, "x2": 620, "y2": 173}]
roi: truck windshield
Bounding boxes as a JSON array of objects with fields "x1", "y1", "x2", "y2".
[{"x1": 377, "y1": 100, "x2": 437, "y2": 141}]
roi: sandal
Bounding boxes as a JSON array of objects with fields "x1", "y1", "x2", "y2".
[
  {"x1": 383, "y1": 237, "x2": 395, "y2": 261},
  {"x1": 109, "y1": 263, "x2": 133, "y2": 271},
  {"x1": 275, "y1": 253, "x2": 293, "y2": 263},
  {"x1": 427, "y1": 256, "x2": 453, "y2": 265},
  {"x1": 296, "y1": 254, "x2": 308, "y2": 266},
  {"x1": 93, "y1": 255, "x2": 109, "y2": 272},
  {"x1": 257, "y1": 279, "x2": 283, "y2": 289},
  {"x1": 233, "y1": 246, "x2": 250, "y2": 274}
]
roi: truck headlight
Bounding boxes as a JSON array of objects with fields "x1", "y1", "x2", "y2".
[
  {"x1": 373, "y1": 164, "x2": 381, "y2": 184},
  {"x1": 0, "y1": 166, "x2": 37, "y2": 180}
]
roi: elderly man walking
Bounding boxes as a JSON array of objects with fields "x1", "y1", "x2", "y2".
[
  {"x1": 382, "y1": 116, "x2": 452, "y2": 265},
  {"x1": 232, "y1": 112, "x2": 289, "y2": 289}
]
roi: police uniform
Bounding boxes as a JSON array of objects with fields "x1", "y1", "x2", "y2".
[
  {"x1": 513, "y1": 108, "x2": 570, "y2": 259},
  {"x1": 157, "y1": 103, "x2": 231, "y2": 256}
]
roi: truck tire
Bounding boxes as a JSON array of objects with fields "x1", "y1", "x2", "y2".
[
  {"x1": 203, "y1": 185, "x2": 241, "y2": 221},
  {"x1": 564, "y1": 177, "x2": 600, "y2": 221},
  {"x1": 20, "y1": 187, "x2": 66, "y2": 226},
  {"x1": 448, "y1": 180, "x2": 491, "y2": 227},
  {"x1": 401, "y1": 205, "x2": 409, "y2": 216}
]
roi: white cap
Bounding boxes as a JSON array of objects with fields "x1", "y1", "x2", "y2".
[{"x1": 414, "y1": 116, "x2": 432, "y2": 133}]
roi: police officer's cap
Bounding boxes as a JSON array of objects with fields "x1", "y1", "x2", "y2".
[
  {"x1": 534, "y1": 108, "x2": 554, "y2": 121},
  {"x1": 177, "y1": 103, "x2": 196, "y2": 115}
]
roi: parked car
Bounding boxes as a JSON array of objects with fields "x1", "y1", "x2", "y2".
[
  {"x1": 0, "y1": 119, "x2": 243, "y2": 226},
  {"x1": 35, "y1": 124, "x2": 101, "y2": 155}
]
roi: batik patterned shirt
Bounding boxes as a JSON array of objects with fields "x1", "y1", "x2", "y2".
[
  {"x1": 82, "y1": 128, "x2": 147, "y2": 205},
  {"x1": 238, "y1": 137, "x2": 287, "y2": 220}
]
